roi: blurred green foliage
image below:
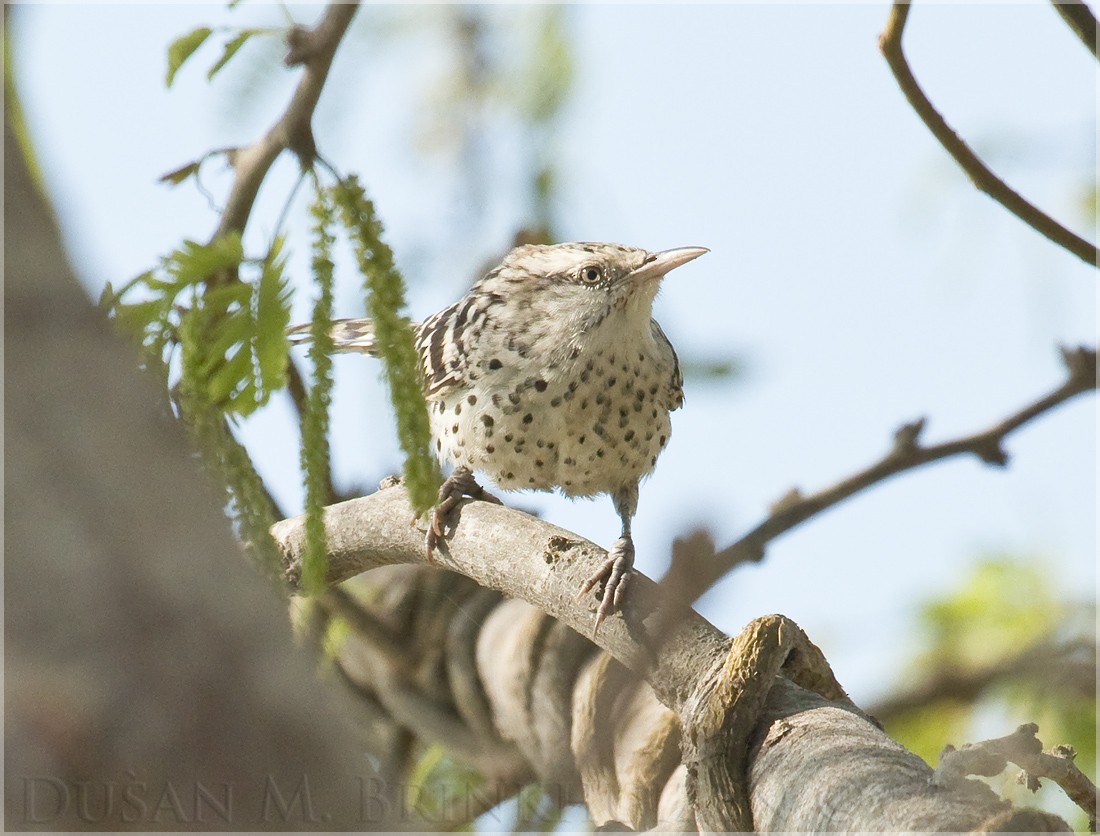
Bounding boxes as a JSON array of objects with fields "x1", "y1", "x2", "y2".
[
  {"x1": 403, "y1": 746, "x2": 568, "y2": 831},
  {"x1": 882, "y1": 557, "x2": 1096, "y2": 827},
  {"x1": 919, "y1": 559, "x2": 1063, "y2": 670},
  {"x1": 165, "y1": 24, "x2": 278, "y2": 87}
]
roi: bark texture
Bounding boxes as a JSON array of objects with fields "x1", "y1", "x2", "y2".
[{"x1": 274, "y1": 490, "x2": 1072, "y2": 831}]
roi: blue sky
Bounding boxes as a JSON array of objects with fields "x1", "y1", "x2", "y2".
[{"x1": 12, "y1": 3, "x2": 1096, "y2": 705}]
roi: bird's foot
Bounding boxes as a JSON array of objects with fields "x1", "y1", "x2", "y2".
[
  {"x1": 577, "y1": 536, "x2": 635, "y2": 638},
  {"x1": 420, "y1": 468, "x2": 502, "y2": 561}
]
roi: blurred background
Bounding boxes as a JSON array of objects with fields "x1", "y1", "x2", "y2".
[{"x1": 11, "y1": 2, "x2": 1096, "y2": 827}]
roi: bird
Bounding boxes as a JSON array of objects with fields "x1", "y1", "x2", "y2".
[{"x1": 290, "y1": 242, "x2": 708, "y2": 635}]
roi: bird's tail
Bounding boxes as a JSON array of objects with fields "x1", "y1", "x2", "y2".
[{"x1": 286, "y1": 318, "x2": 379, "y2": 354}]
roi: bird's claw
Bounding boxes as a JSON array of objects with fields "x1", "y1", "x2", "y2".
[
  {"x1": 578, "y1": 536, "x2": 635, "y2": 638},
  {"x1": 421, "y1": 468, "x2": 500, "y2": 562}
]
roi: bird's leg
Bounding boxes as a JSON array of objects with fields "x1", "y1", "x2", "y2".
[
  {"x1": 423, "y1": 466, "x2": 502, "y2": 560},
  {"x1": 578, "y1": 484, "x2": 638, "y2": 637}
]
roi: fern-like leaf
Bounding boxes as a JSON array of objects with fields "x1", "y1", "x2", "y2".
[{"x1": 254, "y1": 235, "x2": 292, "y2": 404}]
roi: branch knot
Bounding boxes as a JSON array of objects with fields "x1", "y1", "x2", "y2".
[{"x1": 679, "y1": 615, "x2": 851, "y2": 832}]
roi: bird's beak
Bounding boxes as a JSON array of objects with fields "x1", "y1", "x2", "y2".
[{"x1": 626, "y1": 246, "x2": 710, "y2": 284}]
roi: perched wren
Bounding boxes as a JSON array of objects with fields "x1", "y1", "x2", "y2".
[{"x1": 291, "y1": 242, "x2": 708, "y2": 635}]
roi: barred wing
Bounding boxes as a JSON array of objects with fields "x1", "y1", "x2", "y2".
[
  {"x1": 286, "y1": 319, "x2": 382, "y2": 353},
  {"x1": 414, "y1": 292, "x2": 494, "y2": 398},
  {"x1": 289, "y1": 292, "x2": 493, "y2": 399}
]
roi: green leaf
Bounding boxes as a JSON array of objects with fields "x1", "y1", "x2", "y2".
[
  {"x1": 207, "y1": 29, "x2": 260, "y2": 81},
  {"x1": 103, "y1": 270, "x2": 155, "y2": 310},
  {"x1": 199, "y1": 314, "x2": 251, "y2": 375},
  {"x1": 159, "y1": 160, "x2": 202, "y2": 187},
  {"x1": 203, "y1": 280, "x2": 252, "y2": 309},
  {"x1": 166, "y1": 26, "x2": 213, "y2": 87},
  {"x1": 113, "y1": 299, "x2": 172, "y2": 339},
  {"x1": 206, "y1": 342, "x2": 253, "y2": 407},
  {"x1": 98, "y1": 281, "x2": 117, "y2": 311},
  {"x1": 166, "y1": 235, "x2": 244, "y2": 288},
  {"x1": 253, "y1": 236, "x2": 292, "y2": 400},
  {"x1": 226, "y1": 379, "x2": 259, "y2": 414}
]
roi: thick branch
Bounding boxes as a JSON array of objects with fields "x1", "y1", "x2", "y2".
[
  {"x1": 1052, "y1": 0, "x2": 1099, "y2": 59},
  {"x1": 879, "y1": 2, "x2": 1098, "y2": 267},
  {"x1": 212, "y1": 2, "x2": 359, "y2": 242},
  {"x1": 272, "y1": 503, "x2": 1073, "y2": 831},
  {"x1": 706, "y1": 346, "x2": 1095, "y2": 585},
  {"x1": 274, "y1": 348, "x2": 1095, "y2": 712},
  {"x1": 271, "y1": 487, "x2": 730, "y2": 714},
  {"x1": 681, "y1": 615, "x2": 854, "y2": 831}
]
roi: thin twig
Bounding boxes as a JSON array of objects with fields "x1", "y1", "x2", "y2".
[
  {"x1": 879, "y1": 2, "x2": 1098, "y2": 268},
  {"x1": 1052, "y1": 0, "x2": 1099, "y2": 60},
  {"x1": 867, "y1": 638, "x2": 1096, "y2": 722},
  {"x1": 706, "y1": 346, "x2": 1096, "y2": 585},
  {"x1": 205, "y1": 2, "x2": 358, "y2": 499},
  {"x1": 212, "y1": 2, "x2": 360, "y2": 243}
]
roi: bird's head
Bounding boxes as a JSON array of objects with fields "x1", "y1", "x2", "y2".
[{"x1": 481, "y1": 242, "x2": 709, "y2": 330}]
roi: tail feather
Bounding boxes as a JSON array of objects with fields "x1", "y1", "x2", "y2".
[{"x1": 286, "y1": 318, "x2": 379, "y2": 354}]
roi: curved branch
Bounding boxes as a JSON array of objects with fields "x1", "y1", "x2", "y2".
[
  {"x1": 879, "y1": 2, "x2": 1098, "y2": 268},
  {"x1": 212, "y1": 2, "x2": 359, "y2": 242},
  {"x1": 705, "y1": 345, "x2": 1095, "y2": 586},
  {"x1": 270, "y1": 495, "x2": 1073, "y2": 832},
  {"x1": 1052, "y1": 0, "x2": 1099, "y2": 60},
  {"x1": 272, "y1": 486, "x2": 730, "y2": 715}
]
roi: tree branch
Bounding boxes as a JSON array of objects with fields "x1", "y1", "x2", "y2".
[
  {"x1": 879, "y1": 2, "x2": 1098, "y2": 267},
  {"x1": 272, "y1": 487, "x2": 730, "y2": 715},
  {"x1": 1052, "y1": 0, "x2": 1099, "y2": 60},
  {"x1": 934, "y1": 723, "x2": 1098, "y2": 830},
  {"x1": 271, "y1": 500, "x2": 1074, "y2": 831},
  {"x1": 204, "y1": 2, "x2": 358, "y2": 500},
  {"x1": 704, "y1": 345, "x2": 1095, "y2": 586},
  {"x1": 274, "y1": 347, "x2": 1096, "y2": 699},
  {"x1": 867, "y1": 638, "x2": 1096, "y2": 723},
  {"x1": 212, "y1": 2, "x2": 359, "y2": 243}
]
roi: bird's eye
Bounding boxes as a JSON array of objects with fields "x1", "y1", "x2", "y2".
[{"x1": 580, "y1": 265, "x2": 602, "y2": 285}]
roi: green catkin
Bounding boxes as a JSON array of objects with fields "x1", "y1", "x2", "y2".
[
  {"x1": 333, "y1": 176, "x2": 440, "y2": 513},
  {"x1": 300, "y1": 187, "x2": 338, "y2": 595}
]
